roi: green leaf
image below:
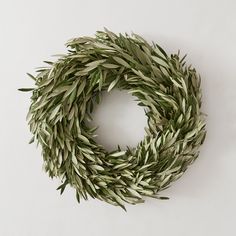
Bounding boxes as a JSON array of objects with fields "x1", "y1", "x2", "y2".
[
  {"x1": 49, "y1": 105, "x2": 61, "y2": 120},
  {"x1": 102, "y1": 64, "x2": 119, "y2": 69},
  {"x1": 18, "y1": 88, "x2": 34, "y2": 92},
  {"x1": 63, "y1": 80, "x2": 79, "y2": 98},
  {"x1": 185, "y1": 130, "x2": 196, "y2": 139},
  {"x1": 77, "y1": 80, "x2": 86, "y2": 97},
  {"x1": 151, "y1": 56, "x2": 169, "y2": 68},
  {"x1": 127, "y1": 188, "x2": 142, "y2": 199},
  {"x1": 93, "y1": 42, "x2": 114, "y2": 50},
  {"x1": 72, "y1": 154, "x2": 78, "y2": 165},
  {"x1": 180, "y1": 77, "x2": 188, "y2": 95},
  {"x1": 110, "y1": 151, "x2": 126, "y2": 157},
  {"x1": 99, "y1": 71, "x2": 103, "y2": 91},
  {"x1": 78, "y1": 134, "x2": 90, "y2": 144},
  {"x1": 90, "y1": 165, "x2": 104, "y2": 171},
  {"x1": 153, "y1": 44, "x2": 168, "y2": 59},
  {"x1": 113, "y1": 56, "x2": 130, "y2": 68},
  {"x1": 56, "y1": 181, "x2": 68, "y2": 195},
  {"x1": 85, "y1": 59, "x2": 106, "y2": 67},
  {"x1": 107, "y1": 77, "x2": 119, "y2": 92},
  {"x1": 28, "y1": 136, "x2": 34, "y2": 144},
  {"x1": 27, "y1": 73, "x2": 36, "y2": 81}
]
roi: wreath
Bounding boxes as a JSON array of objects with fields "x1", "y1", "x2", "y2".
[{"x1": 19, "y1": 29, "x2": 206, "y2": 210}]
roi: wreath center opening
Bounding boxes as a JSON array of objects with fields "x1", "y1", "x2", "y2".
[{"x1": 88, "y1": 89, "x2": 147, "y2": 152}]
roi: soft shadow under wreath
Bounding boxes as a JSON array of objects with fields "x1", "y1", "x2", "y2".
[{"x1": 19, "y1": 29, "x2": 206, "y2": 210}]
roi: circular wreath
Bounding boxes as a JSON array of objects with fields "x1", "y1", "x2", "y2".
[{"x1": 20, "y1": 29, "x2": 206, "y2": 210}]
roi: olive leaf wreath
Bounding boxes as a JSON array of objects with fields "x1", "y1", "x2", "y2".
[{"x1": 19, "y1": 29, "x2": 206, "y2": 210}]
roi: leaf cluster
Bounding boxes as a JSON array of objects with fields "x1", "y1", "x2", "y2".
[{"x1": 20, "y1": 29, "x2": 206, "y2": 210}]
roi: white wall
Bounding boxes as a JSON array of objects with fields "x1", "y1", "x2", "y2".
[{"x1": 0, "y1": 0, "x2": 236, "y2": 235}]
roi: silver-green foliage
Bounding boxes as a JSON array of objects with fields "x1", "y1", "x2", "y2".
[{"x1": 20, "y1": 29, "x2": 206, "y2": 210}]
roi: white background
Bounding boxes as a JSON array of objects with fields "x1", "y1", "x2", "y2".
[{"x1": 0, "y1": 0, "x2": 236, "y2": 235}]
